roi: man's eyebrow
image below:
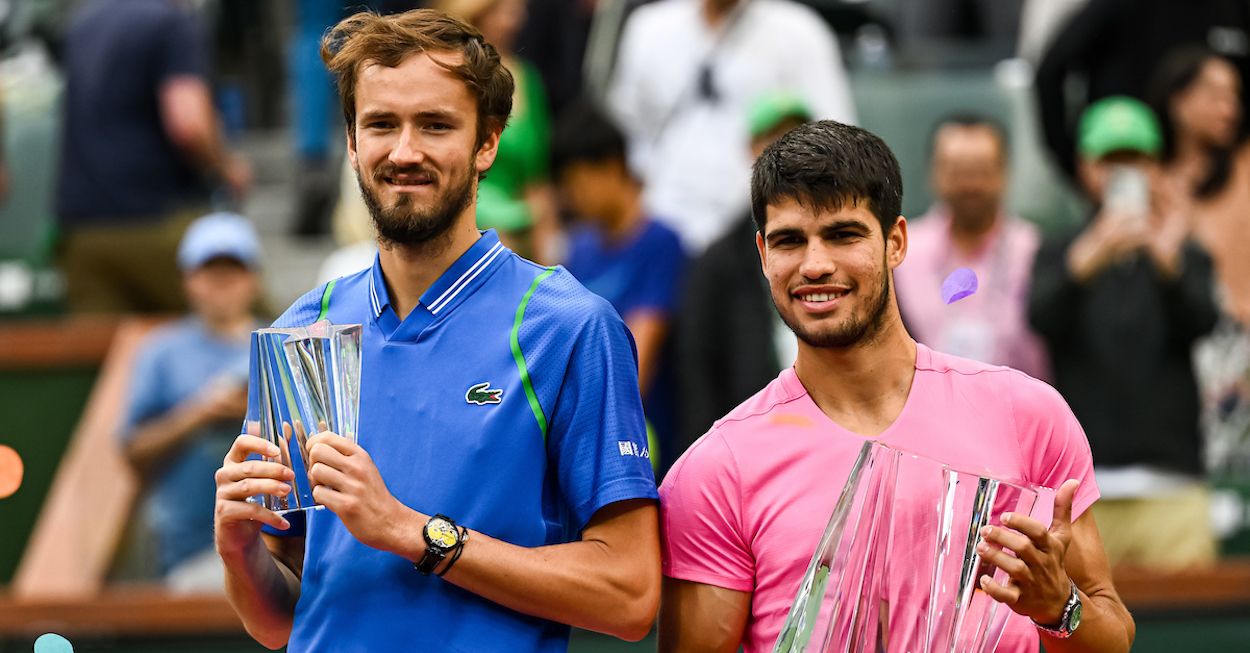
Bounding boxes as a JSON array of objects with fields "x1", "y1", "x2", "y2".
[
  {"x1": 764, "y1": 227, "x2": 804, "y2": 241},
  {"x1": 820, "y1": 219, "x2": 871, "y2": 233}
]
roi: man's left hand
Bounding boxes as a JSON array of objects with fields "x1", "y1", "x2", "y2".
[
  {"x1": 976, "y1": 479, "x2": 1081, "y2": 626},
  {"x1": 307, "y1": 431, "x2": 414, "y2": 552}
]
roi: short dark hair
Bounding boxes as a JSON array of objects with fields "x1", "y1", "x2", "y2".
[
  {"x1": 750, "y1": 120, "x2": 903, "y2": 238},
  {"x1": 321, "y1": 9, "x2": 514, "y2": 151},
  {"x1": 550, "y1": 101, "x2": 628, "y2": 176},
  {"x1": 928, "y1": 113, "x2": 1010, "y2": 162}
]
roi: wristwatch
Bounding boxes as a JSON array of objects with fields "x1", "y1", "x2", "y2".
[
  {"x1": 1032, "y1": 579, "x2": 1083, "y2": 639},
  {"x1": 415, "y1": 514, "x2": 461, "y2": 576}
]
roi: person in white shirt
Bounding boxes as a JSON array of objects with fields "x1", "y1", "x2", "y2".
[{"x1": 607, "y1": 0, "x2": 855, "y2": 254}]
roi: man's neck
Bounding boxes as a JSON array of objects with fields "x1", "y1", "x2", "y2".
[
  {"x1": 948, "y1": 211, "x2": 998, "y2": 257},
  {"x1": 793, "y1": 310, "x2": 917, "y2": 438},
  {"x1": 377, "y1": 214, "x2": 482, "y2": 321}
]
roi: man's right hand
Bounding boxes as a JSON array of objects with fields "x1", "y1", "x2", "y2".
[
  {"x1": 1066, "y1": 210, "x2": 1149, "y2": 283},
  {"x1": 215, "y1": 434, "x2": 295, "y2": 558}
]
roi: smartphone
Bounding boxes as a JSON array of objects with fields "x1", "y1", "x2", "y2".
[{"x1": 1104, "y1": 165, "x2": 1150, "y2": 221}]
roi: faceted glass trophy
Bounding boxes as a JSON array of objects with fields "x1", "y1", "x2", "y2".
[
  {"x1": 244, "y1": 320, "x2": 362, "y2": 514},
  {"x1": 772, "y1": 441, "x2": 1042, "y2": 653}
]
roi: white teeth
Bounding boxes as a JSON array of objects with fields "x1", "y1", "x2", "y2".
[{"x1": 807, "y1": 293, "x2": 832, "y2": 302}]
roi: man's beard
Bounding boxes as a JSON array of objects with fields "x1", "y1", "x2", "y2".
[
  {"x1": 776, "y1": 260, "x2": 892, "y2": 349},
  {"x1": 358, "y1": 160, "x2": 475, "y2": 248}
]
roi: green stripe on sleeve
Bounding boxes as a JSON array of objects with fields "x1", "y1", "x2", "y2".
[
  {"x1": 317, "y1": 279, "x2": 337, "y2": 322},
  {"x1": 511, "y1": 268, "x2": 556, "y2": 441}
]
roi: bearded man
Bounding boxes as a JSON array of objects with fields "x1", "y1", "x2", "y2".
[
  {"x1": 657, "y1": 120, "x2": 1135, "y2": 653},
  {"x1": 212, "y1": 10, "x2": 660, "y2": 652}
]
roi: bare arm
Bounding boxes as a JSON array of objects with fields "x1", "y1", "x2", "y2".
[
  {"x1": 658, "y1": 577, "x2": 752, "y2": 653},
  {"x1": 624, "y1": 311, "x2": 669, "y2": 397},
  {"x1": 306, "y1": 433, "x2": 662, "y2": 641},
  {"x1": 214, "y1": 435, "x2": 304, "y2": 649},
  {"x1": 159, "y1": 76, "x2": 250, "y2": 196},
  {"x1": 126, "y1": 384, "x2": 247, "y2": 472},
  {"x1": 979, "y1": 480, "x2": 1135, "y2": 653}
]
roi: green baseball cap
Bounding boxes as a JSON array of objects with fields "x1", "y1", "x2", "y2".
[
  {"x1": 1078, "y1": 96, "x2": 1162, "y2": 160},
  {"x1": 746, "y1": 90, "x2": 813, "y2": 139}
]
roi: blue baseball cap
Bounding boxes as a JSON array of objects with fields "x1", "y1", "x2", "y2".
[{"x1": 177, "y1": 212, "x2": 263, "y2": 271}]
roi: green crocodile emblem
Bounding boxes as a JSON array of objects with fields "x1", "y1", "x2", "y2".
[{"x1": 466, "y1": 382, "x2": 503, "y2": 405}]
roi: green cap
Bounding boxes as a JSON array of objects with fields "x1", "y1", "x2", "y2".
[
  {"x1": 746, "y1": 90, "x2": 813, "y2": 139},
  {"x1": 1078, "y1": 96, "x2": 1162, "y2": 160}
]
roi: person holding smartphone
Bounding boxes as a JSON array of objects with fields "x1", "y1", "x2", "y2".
[{"x1": 1029, "y1": 96, "x2": 1219, "y2": 570}]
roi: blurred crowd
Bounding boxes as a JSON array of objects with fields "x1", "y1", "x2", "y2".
[{"x1": 7, "y1": 0, "x2": 1250, "y2": 585}]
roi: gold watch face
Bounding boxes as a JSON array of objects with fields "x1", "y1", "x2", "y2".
[{"x1": 426, "y1": 519, "x2": 458, "y2": 549}]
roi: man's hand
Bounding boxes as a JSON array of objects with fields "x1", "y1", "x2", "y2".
[
  {"x1": 1066, "y1": 212, "x2": 1148, "y2": 283},
  {"x1": 976, "y1": 479, "x2": 1081, "y2": 626},
  {"x1": 196, "y1": 381, "x2": 249, "y2": 425},
  {"x1": 307, "y1": 431, "x2": 413, "y2": 552},
  {"x1": 215, "y1": 434, "x2": 295, "y2": 559}
]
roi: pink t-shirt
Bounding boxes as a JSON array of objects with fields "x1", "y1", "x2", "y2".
[{"x1": 659, "y1": 344, "x2": 1099, "y2": 653}]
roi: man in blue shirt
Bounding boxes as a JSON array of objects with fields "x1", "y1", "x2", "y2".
[
  {"x1": 213, "y1": 10, "x2": 660, "y2": 652},
  {"x1": 122, "y1": 212, "x2": 263, "y2": 585}
]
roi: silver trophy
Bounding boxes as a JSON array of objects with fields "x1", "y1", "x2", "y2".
[
  {"x1": 773, "y1": 441, "x2": 1043, "y2": 653},
  {"x1": 244, "y1": 321, "x2": 363, "y2": 514}
]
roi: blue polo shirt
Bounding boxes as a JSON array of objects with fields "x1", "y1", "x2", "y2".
[{"x1": 264, "y1": 230, "x2": 657, "y2": 653}]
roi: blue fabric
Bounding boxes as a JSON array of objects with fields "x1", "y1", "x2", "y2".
[
  {"x1": 123, "y1": 318, "x2": 252, "y2": 575},
  {"x1": 563, "y1": 219, "x2": 687, "y2": 471},
  {"x1": 263, "y1": 230, "x2": 657, "y2": 653},
  {"x1": 289, "y1": 0, "x2": 345, "y2": 161},
  {"x1": 57, "y1": 0, "x2": 211, "y2": 224}
]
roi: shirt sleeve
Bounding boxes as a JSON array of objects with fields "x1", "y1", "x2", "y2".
[
  {"x1": 659, "y1": 432, "x2": 755, "y2": 591},
  {"x1": 120, "y1": 337, "x2": 172, "y2": 445},
  {"x1": 545, "y1": 292, "x2": 659, "y2": 531},
  {"x1": 157, "y1": 9, "x2": 209, "y2": 81},
  {"x1": 1009, "y1": 371, "x2": 1100, "y2": 521}
]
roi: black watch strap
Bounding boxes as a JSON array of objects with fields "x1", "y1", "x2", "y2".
[{"x1": 415, "y1": 514, "x2": 459, "y2": 576}]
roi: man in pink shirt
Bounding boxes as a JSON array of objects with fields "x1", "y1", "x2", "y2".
[
  {"x1": 895, "y1": 115, "x2": 1050, "y2": 381},
  {"x1": 658, "y1": 121, "x2": 1134, "y2": 653}
]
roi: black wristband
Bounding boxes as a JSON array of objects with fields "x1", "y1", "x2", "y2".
[{"x1": 436, "y1": 526, "x2": 469, "y2": 578}]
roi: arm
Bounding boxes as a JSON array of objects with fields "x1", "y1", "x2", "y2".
[
  {"x1": 625, "y1": 311, "x2": 669, "y2": 396},
  {"x1": 125, "y1": 383, "x2": 247, "y2": 472},
  {"x1": 214, "y1": 435, "x2": 304, "y2": 649},
  {"x1": 159, "y1": 77, "x2": 251, "y2": 197},
  {"x1": 1156, "y1": 243, "x2": 1219, "y2": 347},
  {"x1": 305, "y1": 433, "x2": 661, "y2": 641},
  {"x1": 1027, "y1": 233, "x2": 1084, "y2": 343},
  {"x1": 658, "y1": 577, "x2": 752, "y2": 653},
  {"x1": 979, "y1": 481, "x2": 1135, "y2": 653}
]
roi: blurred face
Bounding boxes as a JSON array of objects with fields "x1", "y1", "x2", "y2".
[
  {"x1": 1078, "y1": 150, "x2": 1158, "y2": 200},
  {"x1": 750, "y1": 116, "x2": 808, "y2": 160},
  {"x1": 757, "y1": 198, "x2": 906, "y2": 349},
  {"x1": 184, "y1": 257, "x2": 258, "y2": 324},
  {"x1": 475, "y1": 0, "x2": 527, "y2": 54},
  {"x1": 930, "y1": 124, "x2": 1006, "y2": 229},
  {"x1": 348, "y1": 52, "x2": 500, "y2": 247},
  {"x1": 558, "y1": 158, "x2": 624, "y2": 224},
  {"x1": 1171, "y1": 58, "x2": 1241, "y2": 149}
]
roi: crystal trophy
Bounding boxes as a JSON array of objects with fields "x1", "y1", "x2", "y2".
[
  {"x1": 244, "y1": 320, "x2": 363, "y2": 514},
  {"x1": 773, "y1": 441, "x2": 1043, "y2": 653}
]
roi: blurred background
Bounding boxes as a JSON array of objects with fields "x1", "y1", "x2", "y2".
[{"x1": 1, "y1": 0, "x2": 1249, "y2": 650}]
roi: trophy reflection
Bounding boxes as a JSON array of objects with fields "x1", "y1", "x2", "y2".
[
  {"x1": 245, "y1": 321, "x2": 362, "y2": 514},
  {"x1": 773, "y1": 442, "x2": 1043, "y2": 653}
]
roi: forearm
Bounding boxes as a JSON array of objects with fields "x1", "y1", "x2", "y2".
[
  {"x1": 386, "y1": 502, "x2": 660, "y2": 641},
  {"x1": 1041, "y1": 588, "x2": 1134, "y2": 653},
  {"x1": 220, "y1": 536, "x2": 301, "y2": 650},
  {"x1": 125, "y1": 403, "x2": 207, "y2": 471}
]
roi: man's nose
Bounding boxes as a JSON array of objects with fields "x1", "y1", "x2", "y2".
[
  {"x1": 389, "y1": 125, "x2": 425, "y2": 166},
  {"x1": 799, "y1": 241, "x2": 837, "y2": 280}
]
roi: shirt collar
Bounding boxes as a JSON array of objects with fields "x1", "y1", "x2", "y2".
[{"x1": 368, "y1": 230, "x2": 506, "y2": 320}]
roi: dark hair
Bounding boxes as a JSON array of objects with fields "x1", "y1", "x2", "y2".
[
  {"x1": 927, "y1": 113, "x2": 1010, "y2": 162},
  {"x1": 550, "y1": 100, "x2": 628, "y2": 176},
  {"x1": 321, "y1": 9, "x2": 514, "y2": 152},
  {"x1": 750, "y1": 120, "x2": 903, "y2": 238},
  {"x1": 1148, "y1": 46, "x2": 1238, "y2": 197}
]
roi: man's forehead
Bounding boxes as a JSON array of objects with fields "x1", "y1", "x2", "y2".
[{"x1": 765, "y1": 196, "x2": 876, "y2": 231}]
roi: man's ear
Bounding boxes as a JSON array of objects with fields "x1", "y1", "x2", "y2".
[
  {"x1": 475, "y1": 125, "x2": 503, "y2": 174},
  {"x1": 346, "y1": 125, "x2": 359, "y2": 172},
  {"x1": 887, "y1": 216, "x2": 908, "y2": 270},
  {"x1": 756, "y1": 230, "x2": 768, "y2": 272}
]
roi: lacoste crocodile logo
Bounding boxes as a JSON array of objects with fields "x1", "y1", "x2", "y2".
[{"x1": 466, "y1": 382, "x2": 503, "y2": 405}]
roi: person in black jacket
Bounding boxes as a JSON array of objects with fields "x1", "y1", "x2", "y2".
[
  {"x1": 1029, "y1": 96, "x2": 1219, "y2": 569},
  {"x1": 1034, "y1": 0, "x2": 1250, "y2": 179},
  {"x1": 675, "y1": 92, "x2": 812, "y2": 455}
]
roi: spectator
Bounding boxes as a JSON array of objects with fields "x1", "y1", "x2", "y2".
[
  {"x1": 675, "y1": 90, "x2": 809, "y2": 454},
  {"x1": 1149, "y1": 48, "x2": 1250, "y2": 479},
  {"x1": 1029, "y1": 96, "x2": 1219, "y2": 569},
  {"x1": 120, "y1": 212, "x2": 262, "y2": 589},
  {"x1": 56, "y1": 0, "x2": 250, "y2": 314},
  {"x1": 435, "y1": 0, "x2": 559, "y2": 263},
  {"x1": 1034, "y1": 0, "x2": 1250, "y2": 179},
  {"x1": 895, "y1": 115, "x2": 1050, "y2": 381},
  {"x1": 553, "y1": 102, "x2": 686, "y2": 473},
  {"x1": 608, "y1": 0, "x2": 855, "y2": 254}
]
